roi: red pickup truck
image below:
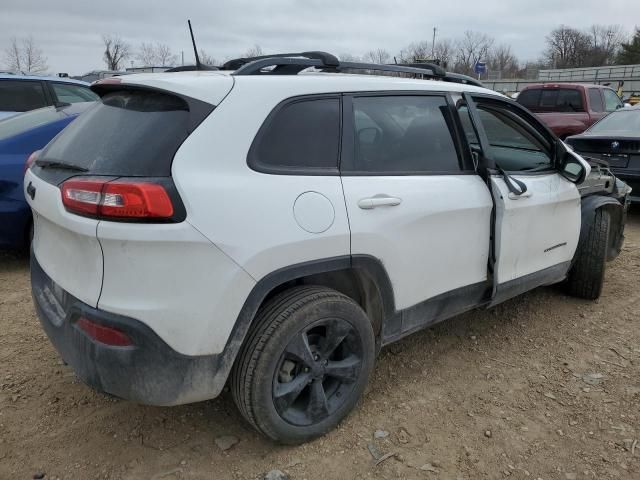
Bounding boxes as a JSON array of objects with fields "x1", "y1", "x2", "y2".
[{"x1": 516, "y1": 83, "x2": 624, "y2": 139}]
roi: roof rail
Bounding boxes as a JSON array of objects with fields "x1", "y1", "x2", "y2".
[
  {"x1": 222, "y1": 51, "x2": 339, "y2": 71},
  {"x1": 165, "y1": 64, "x2": 218, "y2": 72},
  {"x1": 229, "y1": 51, "x2": 448, "y2": 78}
]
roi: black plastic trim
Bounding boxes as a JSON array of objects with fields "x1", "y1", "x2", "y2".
[
  {"x1": 490, "y1": 261, "x2": 571, "y2": 307},
  {"x1": 382, "y1": 281, "x2": 490, "y2": 345}
]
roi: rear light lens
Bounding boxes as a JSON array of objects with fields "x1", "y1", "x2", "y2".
[
  {"x1": 61, "y1": 178, "x2": 174, "y2": 220},
  {"x1": 76, "y1": 317, "x2": 133, "y2": 347},
  {"x1": 24, "y1": 151, "x2": 39, "y2": 174}
]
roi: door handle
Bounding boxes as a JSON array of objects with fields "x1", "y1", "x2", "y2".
[
  {"x1": 358, "y1": 195, "x2": 402, "y2": 209},
  {"x1": 508, "y1": 190, "x2": 533, "y2": 200}
]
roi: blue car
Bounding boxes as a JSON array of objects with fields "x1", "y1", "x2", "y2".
[
  {"x1": 0, "y1": 103, "x2": 94, "y2": 250},
  {"x1": 0, "y1": 73, "x2": 98, "y2": 121}
]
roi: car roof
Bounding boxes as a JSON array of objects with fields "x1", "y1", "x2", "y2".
[
  {"x1": 0, "y1": 73, "x2": 90, "y2": 86},
  {"x1": 110, "y1": 70, "x2": 498, "y2": 106}
]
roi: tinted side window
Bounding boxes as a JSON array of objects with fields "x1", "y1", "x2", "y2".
[
  {"x1": 250, "y1": 98, "x2": 340, "y2": 172},
  {"x1": 52, "y1": 83, "x2": 99, "y2": 103},
  {"x1": 0, "y1": 80, "x2": 47, "y2": 112},
  {"x1": 350, "y1": 95, "x2": 460, "y2": 174},
  {"x1": 588, "y1": 89, "x2": 604, "y2": 112},
  {"x1": 476, "y1": 105, "x2": 552, "y2": 172},
  {"x1": 603, "y1": 89, "x2": 622, "y2": 112}
]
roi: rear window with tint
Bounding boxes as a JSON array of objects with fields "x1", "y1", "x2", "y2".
[
  {"x1": 0, "y1": 80, "x2": 48, "y2": 112},
  {"x1": 517, "y1": 88, "x2": 584, "y2": 112},
  {"x1": 39, "y1": 90, "x2": 190, "y2": 176}
]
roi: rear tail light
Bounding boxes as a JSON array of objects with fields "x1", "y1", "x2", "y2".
[
  {"x1": 61, "y1": 178, "x2": 174, "y2": 220},
  {"x1": 24, "y1": 151, "x2": 39, "y2": 174},
  {"x1": 76, "y1": 317, "x2": 133, "y2": 347}
]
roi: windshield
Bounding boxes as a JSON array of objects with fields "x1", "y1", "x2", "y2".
[
  {"x1": 0, "y1": 106, "x2": 65, "y2": 141},
  {"x1": 589, "y1": 109, "x2": 640, "y2": 135}
]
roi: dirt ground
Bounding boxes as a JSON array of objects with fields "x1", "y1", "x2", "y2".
[{"x1": 1, "y1": 212, "x2": 638, "y2": 480}]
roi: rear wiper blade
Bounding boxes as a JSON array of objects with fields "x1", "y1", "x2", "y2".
[{"x1": 35, "y1": 159, "x2": 89, "y2": 172}]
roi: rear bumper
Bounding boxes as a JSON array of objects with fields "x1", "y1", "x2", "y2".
[{"x1": 31, "y1": 254, "x2": 229, "y2": 406}]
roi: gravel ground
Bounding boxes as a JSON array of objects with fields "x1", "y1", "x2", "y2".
[{"x1": 0, "y1": 210, "x2": 638, "y2": 480}]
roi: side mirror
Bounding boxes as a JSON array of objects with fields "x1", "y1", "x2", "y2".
[{"x1": 559, "y1": 142, "x2": 591, "y2": 184}]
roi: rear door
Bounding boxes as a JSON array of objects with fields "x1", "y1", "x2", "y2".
[
  {"x1": 461, "y1": 94, "x2": 581, "y2": 304},
  {"x1": 340, "y1": 92, "x2": 494, "y2": 337}
]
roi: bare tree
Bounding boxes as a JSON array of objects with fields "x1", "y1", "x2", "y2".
[
  {"x1": 363, "y1": 48, "x2": 391, "y2": 64},
  {"x1": 487, "y1": 44, "x2": 520, "y2": 78},
  {"x1": 454, "y1": 31, "x2": 494, "y2": 75},
  {"x1": 155, "y1": 43, "x2": 177, "y2": 66},
  {"x1": 135, "y1": 42, "x2": 176, "y2": 67},
  {"x1": 198, "y1": 49, "x2": 217, "y2": 66},
  {"x1": 398, "y1": 40, "x2": 432, "y2": 62},
  {"x1": 103, "y1": 34, "x2": 131, "y2": 71},
  {"x1": 136, "y1": 42, "x2": 156, "y2": 66},
  {"x1": 586, "y1": 24, "x2": 625, "y2": 65},
  {"x1": 243, "y1": 45, "x2": 263, "y2": 58},
  {"x1": 544, "y1": 25, "x2": 591, "y2": 68},
  {"x1": 433, "y1": 38, "x2": 455, "y2": 69},
  {"x1": 3, "y1": 36, "x2": 48, "y2": 73},
  {"x1": 338, "y1": 53, "x2": 361, "y2": 62}
]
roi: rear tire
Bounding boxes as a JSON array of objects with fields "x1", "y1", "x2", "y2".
[
  {"x1": 230, "y1": 286, "x2": 375, "y2": 444},
  {"x1": 566, "y1": 208, "x2": 610, "y2": 300}
]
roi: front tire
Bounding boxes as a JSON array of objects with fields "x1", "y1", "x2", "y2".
[
  {"x1": 231, "y1": 286, "x2": 375, "y2": 444},
  {"x1": 566, "y1": 208, "x2": 610, "y2": 300}
]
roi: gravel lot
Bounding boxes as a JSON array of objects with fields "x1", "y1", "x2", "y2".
[{"x1": 1, "y1": 211, "x2": 638, "y2": 480}]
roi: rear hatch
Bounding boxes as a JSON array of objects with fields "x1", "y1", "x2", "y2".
[{"x1": 25, "y1": 74, "x2": 232, "y2": 307}]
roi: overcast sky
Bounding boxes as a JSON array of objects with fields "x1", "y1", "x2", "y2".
[{"x1": 1, "y1": 0, "x2": 638, "y2": 75}]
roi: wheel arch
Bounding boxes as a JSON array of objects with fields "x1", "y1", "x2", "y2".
[
  {"x1": 220, "y1": 255, "x2": 395, "y2": 379},
  {"x1": 579, "y1": 195, "x2": 624, "y2": 261}
]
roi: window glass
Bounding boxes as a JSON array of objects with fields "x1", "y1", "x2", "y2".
[
  {"x1": 52, "y1": 83, "x2": 99, "y2": 103},
  {"x1": 589, "y1": 110, "x2": 640, "y2": 135},
  {"x1": 39, "y1": 90, "x2": 190, "y2": 176},
  {"x1": 588, "y1": 89, "x2": 604, "y2": 112},
  {"x1": 514, "y1": 89, "x2": 540, "y2": 110},
  {"x1": 476, "y1": 105, "x2": 552, "y2": 171},
  {"x1": 351, "y1": 95, "x2": 460, "y2": 173},
  {"x1": 251, "y1": 98, "x2": 340, "y2": 171},
  {"x1": 517, "y1": 88, "x2": 584, "y2": 112},
  {"x1": 603, "y1": 89, "x2": 622, "y2": 112},
  {"x1": 0, "y1": 107, "x2": 65, "y2": 141},
  {"x1": 0, "y1": 80, "x2": 47, "y2": 112}
]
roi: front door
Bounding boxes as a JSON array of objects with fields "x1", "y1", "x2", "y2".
[
  {"x1": 461, "y1": 94, "x2": 582, "y2": 304},
  {"x1": 340, "y1": 93, "x2": 494, "y2": 337}
]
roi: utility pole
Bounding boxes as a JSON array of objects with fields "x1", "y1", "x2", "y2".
[
  {"x1": 431, "y1": 27, "x2": 437, "y2": 58},
  {"x1": 181, "y1": 50, "x2": 184, "y2": 66}
]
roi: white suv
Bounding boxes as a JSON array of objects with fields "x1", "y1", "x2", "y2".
[{"x1": 25, "y1": 52, "x2": 630, "y2": 444}]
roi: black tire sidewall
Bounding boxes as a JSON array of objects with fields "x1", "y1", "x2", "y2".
[{"x1": 250, "y1": 294, "x2": 375, "y2": 444}]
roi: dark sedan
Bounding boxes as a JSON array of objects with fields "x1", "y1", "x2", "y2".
[{"x1": 566, "y1": 106, "x2": 640, "y2": 204}]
